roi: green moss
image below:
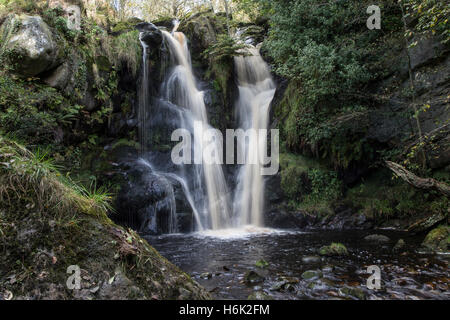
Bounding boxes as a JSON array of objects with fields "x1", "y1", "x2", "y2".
[
  {"x1": 0, "y1": 73, "x2": 81, "y2": 145},
  {"x1": 422, "y1": 225, "x2": 449, "y2": 252},
  {"x1": 111, "y1": 18, "x2": 143, "y2": 34},
  {"x1": 319, "y1": 242, "x2": 348, "y2": 256},
  {"x1": 111, "y1": 139, "x2": 140, "y2": 151}
]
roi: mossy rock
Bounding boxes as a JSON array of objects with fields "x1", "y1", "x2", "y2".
[
  {"x1": 0, "y1": 136, "x2": 210, "y2": 300},
  {"x1": 422, "y1": 225, "x2": 449, "y2": 253},
  {"x1": 248, "y1": 291, "x2": 274, "y2": 300},
  {"x1": 301, "y1": 270, "x2": 323, "y2": 280},
  {"x1": 1, "y1": 14, "x2": 63, "y2": 76},
  {"x1": 363, "y1": 234, "x2": 390, "y2": 243},
  {"x1": 244, "y1": 270, "x2": 265, "y2": 284},
  {"x1": 111, "y1": 17, "x2": 144, "y2": 34},
  {"x1": 319, "y1": 242, "x2": 349, "y2": 256},
  {"x1": 392, "y1": 239, "x2": 406, "y2": 252},
  {"x1": 339, "y1": 286, "x2": 366, "y2": 300}
]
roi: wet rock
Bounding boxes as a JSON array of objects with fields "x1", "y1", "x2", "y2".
[
  {"x1": 270, "y1": 276, "x2": 299, "y2": 291},
  {"x1": 301, "y1": 255, "x2": 321, "y2": 264},
  {"x1": 200, "y1": 272, "x2": 212, "y2": 279},
  {"x1": 140, "y1": 28, "x2": 162, "y2": 47},
  {"x1": 1, "y1": 15, "x2": 62, "y2": 76},
  {"x1": 339, "y1": 286, "x2": 366, "y2": 300},
  {"x1": 244, "y1": 271, "x2": 265, "y2": 284},
  {"x1": 301, "y1": 270, "x2": 323, "y2": 280},
  {"x1": 393, "y1": 239, "x2": 406, "y2": 252},
  {"x1": 319, "y1": 243, "x2": 348, "y2": 256},
  {"x1": 322, "y1": 265, "x2": 334, "y2": 273},
  {"x1": 98, "y1": 271, "x2": 145, "y2": 300},
  {"x1": 364, "y1": 234, "x2": 390, "y2": 243},
  {"x1": 248, "y1": 291, "x2": 274, "y2": 300},
  {"x1": 270, "y1": 281, "x2": 287, "y2": 291},
  {"x1": 409, "y1": 35, "x2": 447, "y2": 70},
  {"x1": 422, "y1": 225, "x2": 449, "y2": 253},
  {"x1": 114, "y1": 160, "x2": 181, "y2": 234},
  {"x1": 178, "y1": 287, "x2": 192, "y2": 299},
  {"x1": 43, "y1": 62, "x2": 70, "y2": 89}
]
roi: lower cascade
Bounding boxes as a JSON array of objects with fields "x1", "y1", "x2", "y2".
[{"x1": 137, "y1": 23, "x2": 275, "y2": 234}]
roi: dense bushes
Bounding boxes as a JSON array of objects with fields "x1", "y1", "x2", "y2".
[
  {"x1": 0, "y1": 74, "x2": 80, "y2": 145},
  {"x1": 280, "y1": 153, "x2": 342, "y2": 214},
  {"x1": 264, "y1": 0, "x2": 403, "y2": 168}
]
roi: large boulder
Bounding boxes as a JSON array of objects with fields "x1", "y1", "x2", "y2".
[
  {"x1": 422, "y1": 225, "x2": 449, "y2": 253},
  {"x1": 114, "y1": 160, "x2": 178, "y2": 235},
  {"x1": 0, "y1": 14, "x2": 61, "y2": 76}
]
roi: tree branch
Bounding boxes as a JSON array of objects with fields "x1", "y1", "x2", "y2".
[{"x1": 385, "y1": 161, "x2": 450, "y2": 197}]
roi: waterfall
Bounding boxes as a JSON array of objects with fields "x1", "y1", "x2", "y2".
[
  {"x1": 138, "y1": 35, "x2": 149, "y2": 154},
  {"x1": 233, "y1": 45, "x2": 276, "y2": 227},
  {"x1": 160, "y1": 28, "x2": 232, "y2": 230},
  {"x1": 137, "y1": 23, "x2": 275, "y2": 234}
]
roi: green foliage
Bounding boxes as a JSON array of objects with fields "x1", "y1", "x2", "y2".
[
  {"x1": 0, "y1": 0, "x2": 39, "y2": 18},
  {"x1": 403, "y1": 0, "x2": 450, "y2": 43},
  {"x1": 106, "y1": 30, "x2": 142, "y2": 77},
  {"x1": 0, "y1": 135, "x2": 112, "y2": 220},
  {"x1": 345, "y1": 169, "x2": 449, "y2": 219},
  {"x1": 202, "y1": 34, "x2": 248, "y2": 62},
  {"x1": 233, "y1": 0, "x2": 272, "y2": 22},
  {"x1": 266, "y1": 0, "x2": 402, "y2": 168},
  {"x1": 42, "y1": 7, "x2": 77, "y2": 41},
  {"x1": 279, "y1": 153, "x2": 342, "y2": 213},
  {"x1": 203, "y1": 34, "x2": 247, "y2": 96},
  {"x1": 306, "y1": 169, "x2": 342, "y2": 203},
  {"x1": 0, "y1": 73, "x2": 81, "y2": 145}
]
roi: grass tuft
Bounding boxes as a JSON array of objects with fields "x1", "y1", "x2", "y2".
[{"x1": 0, "y1": 135, "x2": 112, "y2": 223}]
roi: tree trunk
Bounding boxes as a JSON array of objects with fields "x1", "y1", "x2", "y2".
[
  {"x1": 398, "y1": 2, "x2": 428, "y2": 171},
  {"x1": 223, "y1": 0, "x2": 231, "y2": 35},
  {"x1": 385, "y1": 161, "x2": 450, "y2": 197}
]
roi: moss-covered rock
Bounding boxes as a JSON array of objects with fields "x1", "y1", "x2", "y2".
[
  {"x1": 301, "y1": 270, "x2": 323, "y2": 280},
  {"x1": 393, "y1": 239, "x2": 406, "y2": 252},
  {"x1": 363, "y1": 234, "x2": 391, "y2": 243},
  {"x1": 319, "y1": 242, "x2": 348, "y2": 256},
  {"x1": 0, "y1": 136, "x2": 210, "y2": 300},
  {"x1": 248, "y1": 291, "x2": 273, "y2": 300},
  {"x1": 1, "y1": 14, "x2": 62, "y2": 76},
  {"x1": 339, "y1": 286, "x2": 366, "y2": 300},
  {"x1": 243, "y1": 270, "x2": 265, "y2": 284},
  {"x1": 422, "y1": 225, "x2": 449, "y2": 253}
]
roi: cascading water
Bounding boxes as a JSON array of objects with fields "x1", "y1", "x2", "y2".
[
  {"x1": 137, "y1": 22, "x2": 276, "y2": 234},
  {"x1": 138, "y1": 35, "x2": 149, "y2": 154},
  {"x1": 161, "y1": 29, "x2": 232, "y2": 230},
  {"x1": 233, "y1": 44, "x2": 276, "y2": 227}
]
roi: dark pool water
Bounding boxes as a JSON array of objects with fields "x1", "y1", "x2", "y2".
[{"x1": 145, "y1": 228, "x2": 449, "y2": 300}]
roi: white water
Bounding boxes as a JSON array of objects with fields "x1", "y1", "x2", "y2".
[
  {"x1": 233, "y1": 45, "x2": 276, "y2": 227},
  {"x1": 161, "y1": 29, "x2": 232, "y2": 230},
  {"x1": 138, "y1": 25, "x2": 275, "y2": 234},
  {"x1": 138, "y1": 35, "x2": 149, "y2": 154}
]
